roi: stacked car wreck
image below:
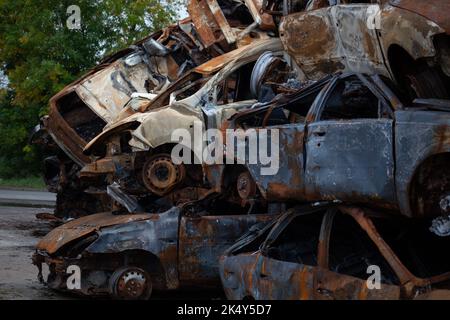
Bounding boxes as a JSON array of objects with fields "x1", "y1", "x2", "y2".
[{"x1": 32, "y1": 0, "x2": 450, "y2": 300}]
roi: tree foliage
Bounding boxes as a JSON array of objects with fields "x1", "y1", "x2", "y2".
[{"x1": 0, "y1": 0, "x2": 180, "y2": 178}]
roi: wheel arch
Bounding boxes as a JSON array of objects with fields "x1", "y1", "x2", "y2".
[
  {"x1": 113, "y1": 249, "x2": 168, "y2": 289},
  {"x1": 407, "y1": 151, "x2": 450, "y2": 218}
]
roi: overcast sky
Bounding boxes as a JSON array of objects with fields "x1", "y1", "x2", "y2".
[{"x1": 178, "y1": 1, "x2": 188, "y2": 19}]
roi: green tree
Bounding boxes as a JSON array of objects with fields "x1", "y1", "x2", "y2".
[{"x1": 0, "y1": 0, "x2": 181, "y2": 178}]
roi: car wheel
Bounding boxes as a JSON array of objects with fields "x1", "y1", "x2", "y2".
[
  {"x1": 141, "y1": 153, "x2": 186, "y2": 196},
  {"x1": 109, "y1": 267, "x2": 152, "y2": 300}
]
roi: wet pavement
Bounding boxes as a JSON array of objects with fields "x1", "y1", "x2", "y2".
[
  {"x1": 0, "y1": 205, "x2": 74, "y2": 300},
  {"x1": 0, "y1": 201, "x2": 224, "y2": 300}
]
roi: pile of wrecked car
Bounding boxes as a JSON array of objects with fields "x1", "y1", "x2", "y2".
[{"x1": 31, "y1": 0, "x2": 450, "y2": 300}]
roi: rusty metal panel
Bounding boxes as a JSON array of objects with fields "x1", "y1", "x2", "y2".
[
  {"x1": 379, "y1": 5, "x2": 444, "y2": 63},
  {"x1": 221, "y1": 253, "x2": 316, "y2": 300},
  {"x1": 220, "y1": 254, "x2": 259, "y2": 299},
  {"x1": 85, "y1": 207, "x2": 181, "y2": 289},
  {"x1": 315, "y1": 268, "x2": 401, "y2": 300},
  {"x1": 194, "y1": 40, "x2": 262, "y2": 75},
  {"x1": 256, "y1": 256, "x2": 316, "y2": 300},
  {"x1": 304, "y1": 120, "x2": 396, "y2": 205},
  {"x1": 206, "y1": 0, "x2": 237, "y2": 43},
  {"x1": 245, "y1": 126, "x2": 305, "y2": 200},
  {"x1": 280, "y1": 9, "x2": 340, "y2": 80},
  {"x1": 43, "y1": 110, "x2": 91, "y2": 165},
  {"x1": 280, "y1": 5, "x2": 389, "y2": 80},
  {"x1": 85, "y1": 209, "x2": 179, "y2": 255},
  {"x1": 390, "y1": 0, "x2": 450, "y2": 34},
  {"x1": 178, "y1": 214, "x2": 276, "y2": 283},
  {"x1": 394, "y1": 110, "x2": 450, "y2": 218},
  {"x1": 244, "y1": 0, "x2": 275, "y2": 30},
  {"x1": 332, "y1": 5, "x2": 385, "y2": 72},
  {"x1": 36, "y1": 212, "x2": 154, "y2": 255},
  {"x1": 187, "y1": 0, "x2": 236, "y2": 48},
  {"x1": 76, "y1": 56, "x2": 167, "y2": 123},
  {"x1": 79, "y1": 157, "x2": 117, "y2": 177},
  {"x1": 220, "y1": 206, "x2": 404, "y2": 300}
]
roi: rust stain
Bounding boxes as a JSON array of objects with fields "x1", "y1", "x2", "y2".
[
  {"x1": 188, "y1": 0, "x2": 231, "y2": 48},
  {"x1": 267, "y1": 183, "x2": 302, "y2": 201},
  {"x1": 434, "y1": 124, "x2": 450, "y2": 153},
  {"x1": 280, "y1": 13, "x2": 335, "y2": 59},
  {"x1": 36, "y1": 212, "x2": 153, "y2": 254},
  {"x1": 299, "y1": 267, "x2": 309, "y2": 300},
  {"x1": 391, "y1": 0, "x2": 450, "y2": 34}
]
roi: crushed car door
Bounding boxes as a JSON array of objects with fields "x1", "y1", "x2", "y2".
[
  {"x1": 245, "y1": 123, "x2": 306, "y2": 200},
  {"x1": 304, "y1": 74, "x2": 396, "y2": 206},
  {"x1": 315, "y1": 210, "x2": 401, "y2": 300},
  {"x1": 178, "y1": 213, "x2": 275, "y2": 284},
  {"x1": 315, "y1": 267, "x2": 400, "y2": 299},
  {"x1": 243, "y1": 79, "x2": 327, "y2": 200},
  {"x1": 279, "y1": 3, "x2": 388, "y2": 80},
  {"x1": 252, "y1": 210, "x2": 325, "y2": 299}
]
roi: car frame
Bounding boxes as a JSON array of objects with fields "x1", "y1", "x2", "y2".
[
  {"x1": 220, "y1": 205, "x2": 450, "y2": 300},
  {"x1": 225, "y1": 72, "x2": 450, "y2": 218},
  {"x1": 32, "y1": 0, "x2": 273, "y2": 217},
  {"x1": 32, "y1": 205, "x2": 277, "y2": 299},
  {"x1": 79, "y1": 38, "x2": 286, "y2": 210},
  {"x1": 278, "y1": 0, "x2": 450, "y2": 99}
]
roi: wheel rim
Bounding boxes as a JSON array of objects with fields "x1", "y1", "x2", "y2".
[
  {"x1": 142, "y1": 154, "x2": 185, "y2": 196},
  {"x1": 110, "y1": 267, "x2": 152, "y2": 300}
]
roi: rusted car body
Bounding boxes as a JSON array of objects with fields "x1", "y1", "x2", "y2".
[
  {"x1": 32, "y1": 205, "x2": 277, "y2": 299},
  {"x1": 33, "y1": 0, "x2": 276, "y2": 217},
  {"x1": 278, "y1": 0, "x2": 450, "y2": 99},
  {"x1": 225, "y1": 72, "x2": 450, "y2": 218},
  {"x1": 220, "y1": 205, "x2": 450, "y2": 300},
  {"x1": 79, "y1": 38, "x2": 289, "y2": 211},
  {"x1": 43, "y1": 0, "x2": 271, "y2": 166},
  {"x1": 44, "y1": 19, "x2": 216, "y2": 169},
  {"x1": 35, "y1": 22, "x2": 213, "y2": 217}
]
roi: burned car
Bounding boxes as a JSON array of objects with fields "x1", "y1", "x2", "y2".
[
  {"x1": 80, "y1": 38, "x2": 293, "y2": 212},
  {"x1": 34, "y1": 0, "x2": 275, "y2": 217},
  {"x1": 278, "y1": 0, "x2": 450, "y2": 99},
  {"x1": 225, "y1": 72, "x2": 450, "y2": 219},
  {"x1": 32, "y1": 203, "x2": 276, "y2": 299},
  {"x1": 220, "y1": 205, "x2": 450, "y2": 300}
]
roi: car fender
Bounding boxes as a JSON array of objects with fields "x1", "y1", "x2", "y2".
[
  {"x1": 85, "y1": 207, "x2": 181, "y2": 289},
  {"x1": 395, "y1": 110, "x2": 450, "y2": 217},
  {"x1": 380, "y1": 5, "x2": 445, "y2": 62}
]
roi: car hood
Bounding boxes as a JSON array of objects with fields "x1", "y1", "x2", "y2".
[
  {"x1": 390, "y1": 0, "x2": 450, "y2": 33},
  {"x1": 36, "y1": 212, "x2": 153, "y2": 255}
]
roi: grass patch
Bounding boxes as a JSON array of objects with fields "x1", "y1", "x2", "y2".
[{"x1": 0, "y1": 176, "x2": 46, "y2": 189}]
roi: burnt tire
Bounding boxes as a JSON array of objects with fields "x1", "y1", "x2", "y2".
[{"x1": 109, "y1": 267, "x2": 152, "y2": 300}]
